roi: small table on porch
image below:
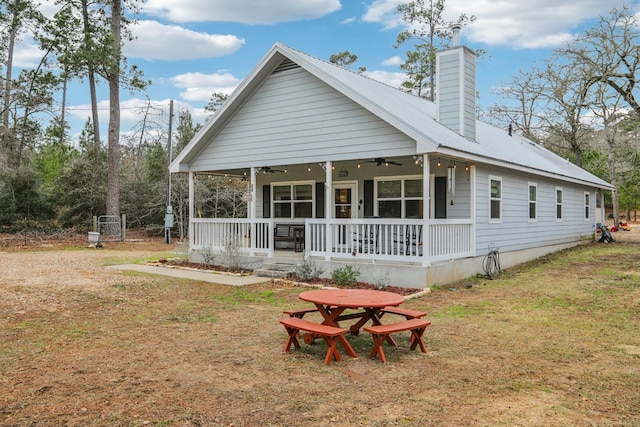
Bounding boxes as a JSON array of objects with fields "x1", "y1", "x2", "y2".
[{"x1": 298, "y1": 289, "x2": 406, "y2": 357}]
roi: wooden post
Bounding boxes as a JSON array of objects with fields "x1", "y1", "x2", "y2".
[
  {"x1": 93, "y1": 216, "x2": 98, "y2": 233},
  {"x1": 121, "y1": 214, "x2": 126, "y2": 242}
]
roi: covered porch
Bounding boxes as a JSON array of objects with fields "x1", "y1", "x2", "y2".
[{"x1": 186, "y1": 155, "x2": 476, "y2": 268}]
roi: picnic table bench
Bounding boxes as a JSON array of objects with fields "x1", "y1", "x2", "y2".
[
  {"x1": 364, "y1": 318, "x2": 431, "y2": 363},
  {"x1": 377, "y1": 306, "x2": 426, "y2": 320},
  {"x1": 280, "y1": 317, "x2": 348, "y2": 365}
]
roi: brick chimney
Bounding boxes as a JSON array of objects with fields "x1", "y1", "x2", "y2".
[{"x1": 436, "y1": 24, "x2": 477, "y2": 141}]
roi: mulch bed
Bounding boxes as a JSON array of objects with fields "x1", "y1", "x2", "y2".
[{"x1": 161, "y1": 259, "x2": 417, "y2": 296}]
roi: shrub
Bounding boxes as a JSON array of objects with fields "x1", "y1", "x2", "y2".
[
  {"x1": 294, "y1": 253, "x2": 324, "y2": 282},
  {"x1": 331, "y1": 265, "x2": 360, "y2": 287},
  {"x1": 222, "y1": 238, "x2": 242, "y2": 270},
  {"x1": 373, "y1": 270, "x2": 390, "y2": 290},
  {"x1": 201, "y1": 245, "x2": 217, "y2": 265}
]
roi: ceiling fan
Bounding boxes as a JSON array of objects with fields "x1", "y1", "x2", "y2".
[
  {"x1": 367, "y1": 157, "x2": 402, "y2": 166},
  {"x1": 258, "y1": 166, "x2": 286, "y2": 173}
]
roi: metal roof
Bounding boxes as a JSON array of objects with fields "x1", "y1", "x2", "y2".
[{"x1": 170, "y1": 42, "x2": 612, "y2": 190}]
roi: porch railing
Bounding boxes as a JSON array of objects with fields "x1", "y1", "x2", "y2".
[
  {"x1": 191, "y1": 218, "x2": 272, "y2": 255},
  {"x1": 305, "y1": 218, "x2": 474, "y2": 262},
  {"x1": 190, "y1": 218, "x2": 474, "y2": 262}
]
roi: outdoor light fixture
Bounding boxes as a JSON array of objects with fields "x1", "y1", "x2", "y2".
[
  {"x1": 413, "y1": 155, "x2": 423, "y2": 167},
  {"x1": 307, "y1": 164, "x2": 311, "y2": 172},
  {"x1": 437, "y1": 158, "x2": 441, "y2": 167}
]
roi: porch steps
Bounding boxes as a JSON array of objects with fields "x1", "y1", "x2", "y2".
[{"x1": 254, "y1": 261, "x2": 298, "y2": 279}]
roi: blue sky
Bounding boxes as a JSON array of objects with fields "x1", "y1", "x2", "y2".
[{"x1": 15, "y1": 0, "x2": 638, "y2": 140}]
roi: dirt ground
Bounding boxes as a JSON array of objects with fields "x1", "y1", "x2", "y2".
[{"x1": 1, "y1": 227, "x2": 639, "y2": 426}]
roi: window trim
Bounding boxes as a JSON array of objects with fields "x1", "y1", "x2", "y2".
[
  {"x1": 584, "y1": 191, "x2": 590, "y2": 221},
  {"x1": 374, "y1": 175, "x2": 424, "y2": 218},
  {"x1": 271, "y1": 180, "x2": 315, "y2": 219},
  {"x1": 528, "y1": 182, "x2": 537, "y2": 222},
  {"x1": 489, "y1": 175, "x2": 502, "y2": 223},
  {"x1": 555, "y1": 187, "x2": 563, "y2": 222}
]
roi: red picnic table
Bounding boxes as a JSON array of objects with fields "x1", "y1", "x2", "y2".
[{"x1": 297, "y1": 288, "x2": 406, "y2": 357}]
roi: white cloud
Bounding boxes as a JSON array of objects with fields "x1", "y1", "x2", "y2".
[
  {"x1": 362, "y1": 0, "x2": 404, "y2": 30},
  {"x1": 171, "y1": 72, "x2": 241, "y2": 102},
  {"x1": 125, "y1": 20, "x2": 244, "y2": 60},
  {"x1": 12, "y1": 38, "x2": 45, "y2": 68},
  {"x1": 381, "y1": 55, "x2": 402, "y2": 66},
  {"x1": 36, "y1": 0, "x2": 61, "y2": 18},
  {"x1": 362, "y1": 0, "x2": 630, "y2": 49},
  {"x1": 143, "y1": 0, "x2": 341, "y2": 24}
]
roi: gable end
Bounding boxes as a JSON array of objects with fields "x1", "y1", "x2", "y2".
[{"x1": 273, "y1": 59, "x2": 301, "y2": 74}]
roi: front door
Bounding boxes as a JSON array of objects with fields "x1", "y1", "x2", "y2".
[
  {"x1": 333, "y1": 182, "x2": 357, "y2": 219},
  {"x1": 333, "y1": 182, "x2": 357, "y2": 246},
  {"x1": 434, "y1": 176, "x2": 447, "y2": 219}
]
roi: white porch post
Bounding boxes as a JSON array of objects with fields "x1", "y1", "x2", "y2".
[
  {"x1": 188, "y1": 171, "x2": 194, "y2": 249},
  {"x1": 422, "y1": 154, "x2": 431, "y2": 267},
  {"x1": 324, "y1": 161, "x2": 332, "y2": 260},
  {"x1": 249, "y1": 167, "x2": 257, "y2": 256},
  {"x1": 469, "y1": 164, "x2": 477, "y2": 257}
]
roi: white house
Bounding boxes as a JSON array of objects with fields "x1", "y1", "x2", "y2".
[{"x1": 169, "y1": 39, "x2": 613, "y2": 289}]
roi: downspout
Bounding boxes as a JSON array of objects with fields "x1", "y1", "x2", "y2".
[{"x1": 324, "y1": 161, "x2": 332, "y2": 260}]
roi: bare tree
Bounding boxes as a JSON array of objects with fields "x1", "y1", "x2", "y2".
[
  {"x1": 487, "y1": 66, "x2": 549, "y2": 143},
  {"x1": 562, "y1": 5, "x2": 640, "y2": 116}
]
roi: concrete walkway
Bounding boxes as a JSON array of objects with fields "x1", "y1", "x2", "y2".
[{"x1": 109, "y1": 264, "x2": 270, "y2": 286}]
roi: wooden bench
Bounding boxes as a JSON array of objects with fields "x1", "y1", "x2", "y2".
[
  {"x1": 364, "y1": 318, "x2": 431, "y2": 363},
  {"x1": 280, "y1": 317, "x2": 348, "y2": 365},
  {"x1": 283, "y1": 307, "x2": 319, "y2": 318},
  {"x1": 274, "y1": 224, "x2": 304, "y2": 252},
  {"x1": 377, "y1": 306, "x2": 426, "y2": 320}
]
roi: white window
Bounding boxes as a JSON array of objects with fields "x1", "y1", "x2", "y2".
[
  {"x1": 489, "y1": 176, "x2": 502, "y2": 222},
  {"x1": 584, "y1": 192, "x2": 590, "y2": 220},
  {"x1": 375, "y1": 177, "x2": 423, "y2": 218},
  {"x1": 556, "y1": 187, "x2": 563, "y2": 221},
  {"x1": 272, "y1": 182, "x2": 314, "y2": 219},
  {"x1": 528, "y1": 183, "x2": 537, "y2": 221}
]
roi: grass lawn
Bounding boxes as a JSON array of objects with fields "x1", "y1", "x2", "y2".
[{"x1": 1, "y1": 240, "x2": 639, "y2": 426}]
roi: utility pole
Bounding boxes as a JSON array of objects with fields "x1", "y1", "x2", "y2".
[{"x1": 165, "y1": 100, "x2": 174, "y2": 244}]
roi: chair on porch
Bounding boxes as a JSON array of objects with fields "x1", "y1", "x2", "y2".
[
  {"x1": 353, "y1": 223, "x2": 379, "y2": 254},
  {"x1": 393, "y1": 224, "x2": 423, "y2": 256}
]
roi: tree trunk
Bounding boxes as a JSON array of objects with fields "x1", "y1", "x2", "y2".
[
  {"x1": 106, "y1": 0, "x2": 121, "y2": 225},
  {"x1": 606, "y1": 130, "x2": 619, "y2": 228},
  {"x1": 1, "y1": 7, "x2": 18, "y2": 167},
  {"x1": 80, "y1": 0, "x2": 101, "y2": 155},
  {"x1": 60, "y1": 73, "x2": 68, "y2": 145}
]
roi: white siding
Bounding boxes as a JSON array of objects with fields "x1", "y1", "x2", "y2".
[
  {"x1": 474, "y1": 165, "x2": 596, "y2": 255},
  {"x1": 191, "y1": 67, "x2": 416, "y2": 171}
]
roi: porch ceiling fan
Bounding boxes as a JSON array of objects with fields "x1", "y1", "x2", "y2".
[
  {"x1": 367, "y1": 157, "x2": 402, "y2": 166},
  {"x1": 258, "y1": 166, "x2": 286, "y2": 173}
]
